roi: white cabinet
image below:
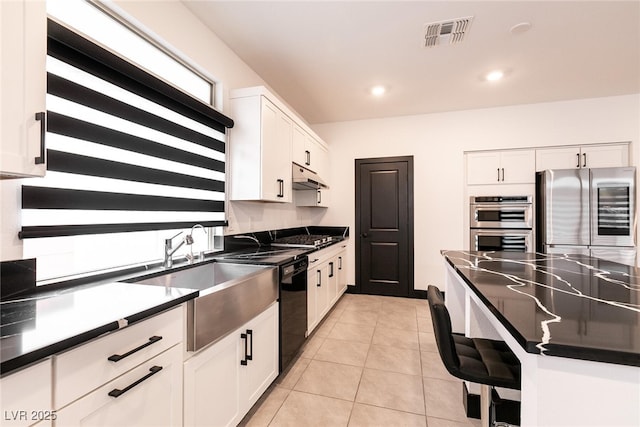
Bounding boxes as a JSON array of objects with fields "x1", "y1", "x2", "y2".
[
  {"x1": 53, "y1": 307, "x2": 183, "y2": 409},
  {"x1": 183, "y1": 324, "x2": 241, "y2": 427},
  {"x1": 307, "y1": 242, "x2": 349, "y2": 334},
  {"x1": 54, "y1": 345, "x2": 182, "y2": 427},
  {"x1": 183, "y1": 302, "x2": 278, "y2": 427},
  {"x1": 53, "y1": 307, "x2": 183, "y2": 426},
  {"x1": 536, "y1": 143, "x2": 630, "y2": 171},
  {"x1": 229, "y1": 93, "x2": 292, "y2": 202},
  {"x1": 292, "y1": 124, "x2": 329, "y2": 178},
  {"x1": 466, "y1": 150, "x2": 535, "y2": 185},
  {"x1": 294, "y1": 188, "x2": 330, "y2": 208},
  {"x1": 0, "y1": 0, "x2": 47, "y2": 178},
  {"x1": 0, "y1": 359, "x2": 52, "y2": 427},
  {"x1": 336, "y1": 244, "x2": 348, "y2": 296}
]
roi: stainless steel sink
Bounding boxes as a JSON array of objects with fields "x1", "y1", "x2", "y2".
[{"x1": 132, "y1": 262, "x2": 278, "y2": 351}]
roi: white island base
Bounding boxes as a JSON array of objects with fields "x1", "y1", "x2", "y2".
[{"x1": 445, "y1": 262, "x2": 640, "y2": 427}]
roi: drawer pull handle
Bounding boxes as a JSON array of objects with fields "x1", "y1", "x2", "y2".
[
  {"x1": 108, "y1": 335, "x2": 163, "y2": 362},
  {"x1": 34, "y1": 112, "x2": 46, "y2": 164},
  {"x1": 108, "y1": 366, "x2": 163, "y2": 398},
  {"x1": 240, "y1": 330, "x2": 253, "y2": 365},
  {"x1": 246, "y1": 329, "x2": 253, "y2": 361}
]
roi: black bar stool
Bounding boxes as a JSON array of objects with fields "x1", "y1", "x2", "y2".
[{"x1": 427, "y1": 285, "x2": 521, "y2": 427}]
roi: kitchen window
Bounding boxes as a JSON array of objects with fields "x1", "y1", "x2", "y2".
[{"x1": 22, "y1": 0, "x2": 232, "y2": 282}]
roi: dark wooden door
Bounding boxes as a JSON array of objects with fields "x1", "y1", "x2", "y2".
[{"x1": 355, "y1": 156, "x2": 413, "y2": 297}]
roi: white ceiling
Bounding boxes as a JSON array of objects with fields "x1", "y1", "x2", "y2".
[{"x1": 183, "y1": 1, "x2": 640, "y2": 125}]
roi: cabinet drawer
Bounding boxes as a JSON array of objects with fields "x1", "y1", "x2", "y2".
[
  {"x1": 54, "y1": 345, "x2": 182, "y2": 427},
  {"x1": 54, "y1": 306, "x2": 183, "y2": 409}
]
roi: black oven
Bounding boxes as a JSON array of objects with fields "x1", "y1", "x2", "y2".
[{"x1": 279, "y1": 256, "x2": 308, "y2": 372}]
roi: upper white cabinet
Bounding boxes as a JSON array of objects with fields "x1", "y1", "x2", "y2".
[
  {"x1": 0, "y1": 0, "x2": 47, "y2": 178},
  {"x1": 467, "y1": 149, "x2": 535, "y2": 185},
  {"x1": 536, "y1": 143, "x2": 630, "y2": 171},
  {"x1": 229, "y1": 92, "x2": 292, "y2": 203},
  {"x1": 292, "y1": 124, "x2": 329, "y2": 177},
  {"x1": 294, "y1": 188, "x2": 330, "y2": 208}
]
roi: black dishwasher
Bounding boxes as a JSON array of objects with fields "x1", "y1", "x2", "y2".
[{"x1": 279, "y1": 256, "x2": 308, "y2": 372}]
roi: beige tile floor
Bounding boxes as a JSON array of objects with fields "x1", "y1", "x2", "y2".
[{"x1": 239, "y1": 293, "x2": 482, "y2": 427}]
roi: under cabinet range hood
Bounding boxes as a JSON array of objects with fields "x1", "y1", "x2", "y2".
[{"x1": 292, "y1": 163, "x2": 328, "y2": 190}]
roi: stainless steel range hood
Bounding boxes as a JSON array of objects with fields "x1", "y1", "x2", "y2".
[{"x1": 292, "y1": 163, "x2": 328, "y2": 190}]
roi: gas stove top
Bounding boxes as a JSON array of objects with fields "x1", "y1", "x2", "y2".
[
  {"x1": 213, "y1": 247, "x2": 309, "y2": 265},
  {"x1": 271, "y1": 234, "x2": 335, "y2": 248}
]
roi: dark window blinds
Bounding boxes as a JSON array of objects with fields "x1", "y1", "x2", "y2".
[{"x1": 20, "y1": 19, "x2": 233, "y2": 239}]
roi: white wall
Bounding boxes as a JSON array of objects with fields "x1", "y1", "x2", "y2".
[{"x1": 314, "y1": 94, "x2": 640, "y2": 291}]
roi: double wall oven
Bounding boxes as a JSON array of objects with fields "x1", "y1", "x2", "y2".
[{"x1": 469, "y1": 196, "x2": 534, "y2": 252}]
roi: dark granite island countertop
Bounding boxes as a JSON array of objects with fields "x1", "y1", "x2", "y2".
[
  {"x1": 442, "y1": 250, "x2": 640, "y2": 426},
  {"x1": 442, "y1": 250, "x2": 640, "y2": 367},
  {"x1": 1, "y1": 282, "x2": 198, "y2": 375}
]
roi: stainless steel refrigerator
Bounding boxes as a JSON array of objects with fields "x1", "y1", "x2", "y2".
[{"x1": 536, "y1": 167, "x2": 637, "y2": 265}]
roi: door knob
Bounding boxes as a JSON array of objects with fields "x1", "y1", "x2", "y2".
[{"x1": 362, "y1": 233, "x2": 368, "y2": 238}]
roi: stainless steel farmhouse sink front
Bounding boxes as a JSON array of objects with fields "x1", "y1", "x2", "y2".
[{"x1": 132, "y1": 262, "x2": 278, "y2": 351}]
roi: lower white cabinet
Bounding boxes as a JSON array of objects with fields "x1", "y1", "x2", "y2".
[
  {"x1": 54, "y1": 345, "x2": 182, "y2": 426},
  {"x1": 183, "y1": 302, "x2": 279, "y2": 427},
  {"x1": 307, "y1": 242, "x2": 349, "y2": 334},
  {"x1": 0, "y1": 359, "x2": 52, "y2": 427},
  {"x1": 54, "y1": 307, "x2": 182, "y2": 410}
]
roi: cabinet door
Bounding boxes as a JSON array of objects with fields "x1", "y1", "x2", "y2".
[
  {"x1": 294, "y1": 189, "x2": 330, "y2": 207},
  {"x1": 466, "y1": 152, "x2": 501, "y2": 185},
  {"x1": 307, "y1": 263, "x2": 319, "y2": 333},
  {"x1": 184, "y1": 331, "x2": 242, "y2": 427},
  {"x1": 1, "y1": 359, "x2": 51, "y2": 427},
  {"x1": 240, "y1": 303, "x2": 279, "y2": 412},
  {"x1": 581, "y1": 144, "x2": 629, "y2": 169},
  {"x1": 0, "y1": 0, "x2": 46, "y2": 178},
  {"x1": 292, "y1": 124, "x2": 308, "y2": 167},
  {"x1": 327, "y1": 258, "x2": 338, "y2": 306},
  {"x1": 337, "y1": 248, "x2": 348, "y2": 296},
  {"x1": 317, "y1": 263, "x2": 331, "y2": 319},
  {"x1": 261, "y1": 99, "x2": 293, "y2": 202},
  {"x1": 55, "y1": 345, "x2": 182, "y2": 427},
  {"x1": 308, "y1": 138, "x2": 329, "y2": 180},
  {"x1": 501, "y1": 150, "x2": 535, "y2": 184},
  {"x1": 536, "y1": 146, "x2": 581, "y2": 171}
]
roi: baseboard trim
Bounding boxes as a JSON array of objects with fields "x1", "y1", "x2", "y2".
[{"x1": 344, "y1": 284, "x2": 427, "y2": 300}]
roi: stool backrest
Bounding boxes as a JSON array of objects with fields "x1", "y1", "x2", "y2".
[{"x1": 427, "y1": 285, "x2": 461, "y2": 373}]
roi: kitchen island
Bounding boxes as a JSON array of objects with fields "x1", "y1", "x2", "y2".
[{"x1": 442, "y1": 250, "x2": 639, "y2": 427}]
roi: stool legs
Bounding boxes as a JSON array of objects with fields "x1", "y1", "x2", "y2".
[{"x1": 480, "y1": 384, "x2": 491, "y2": 427}]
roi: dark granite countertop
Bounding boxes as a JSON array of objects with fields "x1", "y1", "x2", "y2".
[
  {"x1": 1, "y1": 281, "x2": 198, "y2": 375},
  {"x1": 442, "y1": 250, "x2": 640, "y2": 367}
]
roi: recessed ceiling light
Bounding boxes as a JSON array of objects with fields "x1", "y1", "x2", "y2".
[
  {"x1": 485, "y1": 70, "x2": 504, "y2": 82},
  {"x1": 371, "y1": 85, "x2": 386, "y2": 96}
]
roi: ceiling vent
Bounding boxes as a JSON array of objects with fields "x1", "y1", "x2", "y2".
[{"x1": 424, "y1": 16, "x2": 473, "y2": 48}]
